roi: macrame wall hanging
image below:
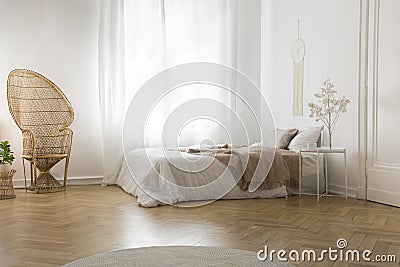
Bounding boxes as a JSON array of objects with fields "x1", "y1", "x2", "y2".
[{"x1": 291, "y1": 20, "x2": 305, "y2": 116}]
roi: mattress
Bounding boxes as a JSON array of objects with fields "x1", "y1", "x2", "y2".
[{"x1": 116, "y1": 148, "x2": 288, "y2": 207}]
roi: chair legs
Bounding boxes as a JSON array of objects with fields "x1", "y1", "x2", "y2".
[
  {"x1": 63, "y1": 156, "x2": 70, "y2": 191},
  {"x1": 23, "y1": 157, "x2": 69, "y2": 193},
  {"x1": 33, "y1": 160, "x2": 38, "y2": 194},
  {"x1": 22, "y1": 158, "x2": 27, "y2": 191}
]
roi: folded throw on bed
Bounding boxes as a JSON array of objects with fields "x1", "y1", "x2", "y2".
[
  {"x1": 278, "y1": 149, "x2": 300, "y2": 188},
  {"x1": 187, "y1": 146, "x2": 299, "y2": 191}
]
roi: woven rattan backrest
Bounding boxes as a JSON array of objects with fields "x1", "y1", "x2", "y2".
[{"x1": 7, "y1": 69, "x2": 74, "y2": 155}]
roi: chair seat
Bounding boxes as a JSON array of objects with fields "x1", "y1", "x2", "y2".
[{"x1": 22, "y1": 154, "x2": 68, "y2": 160}]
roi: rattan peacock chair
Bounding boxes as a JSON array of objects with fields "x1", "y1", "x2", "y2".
[{"x1": 7, "y1": 69, "x2": 74, "y2": 193}]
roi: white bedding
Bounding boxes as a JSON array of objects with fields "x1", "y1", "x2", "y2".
[
  {"x1": 116, "y1": 148, "x2": 287, "y2": 207},
  {"x1": 116, "y1": 148, "x2": 325, "y2": 207}
]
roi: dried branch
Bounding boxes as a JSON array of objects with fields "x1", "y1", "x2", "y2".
[{"x1": 308, "y1": 79, "x2": 350, "y2": 136}]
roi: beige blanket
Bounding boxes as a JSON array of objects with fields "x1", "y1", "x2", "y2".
[
  {"x1": 187, "y1": 146, "x2": 299, "y2": 191},
  {"x1": 278, "y1": 149, "x2": 300, "y2": 188}
]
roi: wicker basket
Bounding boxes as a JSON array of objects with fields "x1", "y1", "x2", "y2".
[{"x1": 0, "y1": 170, "x2": 16, "y2": 200}]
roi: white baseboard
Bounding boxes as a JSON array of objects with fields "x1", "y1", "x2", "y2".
[
  {"x1": 328, "y1": 183, "x2": 357, "y2": 198},
  {"x1": 13, "y1": 176, "x2": 103, "y2": 189},
  {"x1": 367, "y1": 188, "x2": 400, "y2": 207},
  {"x1": 356, "y1": 186, "x2": 367, "y2": 200},
  {"x1": 12, "y1": 177, "x2": 360, "y2": 200}
]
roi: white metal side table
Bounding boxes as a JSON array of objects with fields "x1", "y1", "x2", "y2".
[{"x1": 299, "y1": 147, "x2": 347, "y2": 201}]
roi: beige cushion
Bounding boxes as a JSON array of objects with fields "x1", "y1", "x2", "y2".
[
  {"x1": 275, "y1": 128, "x2": 298, "y2": 149},
  {"x1": 288, "y1": 126, "x2": 323, "y2": 151}
]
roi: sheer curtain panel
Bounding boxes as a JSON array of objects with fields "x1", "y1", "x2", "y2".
[{"x1": 99, "y1": 0, "x2": 125, "y2": 184}]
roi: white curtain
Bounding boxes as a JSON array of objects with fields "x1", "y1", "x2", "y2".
[
  {"x1": 99, "y1": 0, "x2": 261, "y2": 185},
  {"x1": 99, "y1": 0, "x2": 125, "y2": 184},
  {"x1": 124, "y1": 0, "x2": 238, "y2": 148},
  {"x1": 124, "y1": 0, "x2": 238, "y2": 101}
]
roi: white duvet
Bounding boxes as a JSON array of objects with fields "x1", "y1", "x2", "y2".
[{"x1": 116, "y1": 148, "x2": 287, "y2": 207}]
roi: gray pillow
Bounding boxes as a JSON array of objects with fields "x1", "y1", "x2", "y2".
[{"x1": 276, "y1": 128, "x2": 298, "y2": 149}]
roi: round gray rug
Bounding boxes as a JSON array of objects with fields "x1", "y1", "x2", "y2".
[{"x1": 64, "y1": 246, "x2": 293, "y2": 267}]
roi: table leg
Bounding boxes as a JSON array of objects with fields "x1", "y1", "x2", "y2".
[
  {"x1": 345, "y1": 150, "x2": 348, "y2": 199},
  {"x1": 317, "y1": 151, "x2": 320, "y2": 201},
  {"x1": 325, "y1": 153, "x2": 328, "y2": 195},
  {"x1": 299, "y1": 152, "x2": 302, "y2": 197}
]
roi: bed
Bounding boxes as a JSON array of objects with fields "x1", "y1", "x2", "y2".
[{"x1": 116, "y1": 145, "x2": 325, "y2": 207}]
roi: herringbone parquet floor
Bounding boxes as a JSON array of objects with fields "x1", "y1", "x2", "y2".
[{"x1": 0, "y1": 185, "x2": 399, "y2": 267}]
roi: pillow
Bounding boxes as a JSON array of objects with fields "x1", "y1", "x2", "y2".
[
  {"x1": 275, "y1": 128, "x2": 298, "y2": 149},
  {"x1": 250, "y1": 142, "x2": 263, "y2": 147},
  {"x1": 287, "y1": 126, "x2": 323, "y2": 151}
]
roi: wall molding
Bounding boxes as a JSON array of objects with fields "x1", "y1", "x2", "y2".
[
  {"x1": 357, "y1": 0, "x2": 369, "y2": 200},
  {"x1": 328, "y1": 183, "x2": 357, "y2": 199},
  {"x1": 13, "y1": 176, "x2": 103, "y2": 189}
]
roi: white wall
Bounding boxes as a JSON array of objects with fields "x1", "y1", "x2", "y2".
[
  {"x1": 261, "y1": 0, "x2": 360, "y2": 196},
  {"x1": 0, "y1": 0, "x2": 103, "y2": 185}
]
